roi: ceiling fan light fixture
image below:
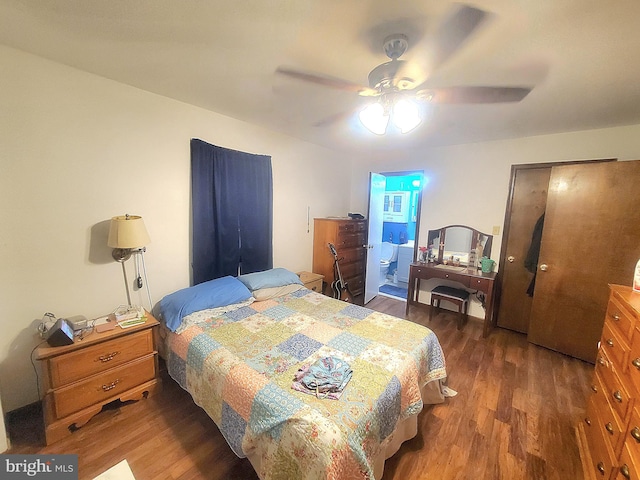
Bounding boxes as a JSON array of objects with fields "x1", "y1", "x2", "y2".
[
  {"x1": 392, "y1": 98, "x2": 421, "y2": 134},
  {"x1": 359, "y1": 102, "x2": 389, "y2": 135}
]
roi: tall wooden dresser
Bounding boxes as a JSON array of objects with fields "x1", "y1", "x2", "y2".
[
  {"x1": 578, "y1": 285, "x2": 640, "y2": 479},
  {"x1": 313, "y1": 217, "x2": 367, "y2": 298}
]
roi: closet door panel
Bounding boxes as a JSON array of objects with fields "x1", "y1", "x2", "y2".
[
  {"x1": 497, "y1": 166, "x2": 551, "y2": 333},
  {"x1": 527, "y1": 160, "x2": 640, "y2": 363}
]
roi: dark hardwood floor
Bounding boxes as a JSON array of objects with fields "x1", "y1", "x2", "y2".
[{"x1": 7, "y1": 296, "x2": 593, "y2": 480}]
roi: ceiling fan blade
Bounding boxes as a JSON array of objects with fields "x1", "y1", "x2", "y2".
[
  {"x1": 430, "y1": 5, "x2": 488, "y2": 70},
  {"x1": 276, "y1": 67, "x2": 379, "y2": 96},
  {"x1": 313, "y1": 110, "x2": 354, "y2": 128},
  {"x1": 417, "y1": 86, "x2": 532, "y2": 104}
]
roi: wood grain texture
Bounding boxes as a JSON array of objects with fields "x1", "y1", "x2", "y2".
[{"x1": 8, "y1": 296, "x2": 592, "y2": 480}]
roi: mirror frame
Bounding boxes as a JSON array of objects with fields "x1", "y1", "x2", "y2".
[{"x1": 427, "y1": 225, "x2": 493, "y2": 266}]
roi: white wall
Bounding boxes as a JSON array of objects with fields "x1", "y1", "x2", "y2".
[
  {"x1": 0, "y1": 393, "x2": 7, "y2": 452},
  {"x1": 351, "y1": 124, "x2": 640, "y2": 316},
  {"x1": 0, "y1": 45, "x2": 353, "y2": 411}
]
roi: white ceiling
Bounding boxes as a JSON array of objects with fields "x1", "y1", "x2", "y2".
[{"x1": 2, "y1": 0, "x2": 640, "y2": 153}]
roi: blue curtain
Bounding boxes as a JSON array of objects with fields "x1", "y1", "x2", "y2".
[{"x1": 191, "y1": 138, "x2": 273, "y2": 285}]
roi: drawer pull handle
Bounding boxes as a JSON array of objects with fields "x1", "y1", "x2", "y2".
[
  {"x1": 101, "y1": 379, "x2": 120, "y2": 392},
  {"x1": 97, "y1": 351, "x2": 120, "y2": 363},
  {"x1": 597, "y1": 462, "x2": 605, "y2": 475},
  {"x1": 591, "y1": 385, "x2": 598, "y2": 393},
  {"x1": 631, "y1": 426, "x2": 640, "y2": 442},
  {"x1": 620, "y1": 464, "x2": 630, "y2": 479},
  {"x1": 605, "y1": 422, "x2": 614, "y2": 434},
  {"x1": 632, "y1": 358, "x2": 640, "y2": 369},
  {"x1": 585, "y1": 417, "x2": 592, "y2": 426},
  {"x1": 613, "y1": 390, "x2": 623, "y2": 403},
  {"x1": 612, "y1": 313, "x2": 620, "y2": 321},
  {"x1": 606, "y1": 338, "x2": 614, "y2": 347},
  {"x1": 598, "y1": 357, "x2": 606, "y2": 366}
]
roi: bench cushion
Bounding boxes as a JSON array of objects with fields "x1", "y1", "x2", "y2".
[{"x1": 431, "y1": 285, "x2": 470, "y2": 301}]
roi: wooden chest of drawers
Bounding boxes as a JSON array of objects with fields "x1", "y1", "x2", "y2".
[
  {"x1": 578, "y1": 285, "x2": 640, "y2": 479},
  {"x1": 36, "y1": 313, "x2": 162, "y2": 444},
  {"x1": 312, "y1": 218, "x2": 367, "y2": 298}
]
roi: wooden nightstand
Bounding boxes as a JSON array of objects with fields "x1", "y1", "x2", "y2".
[
  {"x1": 36, "y1": 311, "x2": 162, "y2": 444},
  {"x1": 298, "y1": 271, "x2": 324, "y2": 293}
]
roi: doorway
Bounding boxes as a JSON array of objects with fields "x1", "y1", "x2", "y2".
[{"x1": 366, "y1": 171, "x2": 423, "y2": 303}]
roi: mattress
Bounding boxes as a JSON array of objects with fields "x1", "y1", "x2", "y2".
[{"x1": 162, "y1": 286, "x2": 447, "y2": 479}]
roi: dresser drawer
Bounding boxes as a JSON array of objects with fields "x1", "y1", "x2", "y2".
[
  {"x1": 337, "y1": 221, "x2": 366, "y2": 233},
  {"x1": 335, "y1": 232, "x2": 366, "y2": 249},
  {"x1": 584, "y1": 402, "x2": 618, "y2": 479},
  {"x1": 597, "y1": 349, "x2": 633, "y2": 424},
  {"x1": 616, "y1": 441, "x2": 640, "y2": 480},
  {"x1": 52, "y1": 353, "x2": 157, "y2": 418},
  {"x1": 628, "y1": 330, "x2": 640, "y2": 395},
  {"x1": 602, "y1": 319, "x2": 631, "y2": 373},
  {"x1": 589, "y1": 371, "x2": 625, "y2": 455},
  {"x1": 610, "y1": 291, "x2": 639, "y2": 343},
  {"x1": 48, "y1": 329, "x2": 155, "y2": 388},
  {"x1": 345, "y1": 274, "x2": 364, "y2": 296},
  {"x1": 339, "y1": 247, "x2": 366, "y2": 264},
  {"x1": 623, "y1": 407, "x2": 640, "y2": 468},
  {"x1": 340, "y1": 261, "x2": 365, "y2": 279}
]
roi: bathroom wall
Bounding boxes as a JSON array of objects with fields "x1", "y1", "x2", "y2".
[{"x1": 381, "y1": 172, "x2": 422, "y2": 244}]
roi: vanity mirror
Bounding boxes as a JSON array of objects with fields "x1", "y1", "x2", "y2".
[{"x1": 427, "y1": 225, "x2": 493, "y2": 267}]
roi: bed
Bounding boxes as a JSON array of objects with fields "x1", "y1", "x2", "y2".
[{"x1": 156, "y1": 268, "x2": 447, "y2": 480}]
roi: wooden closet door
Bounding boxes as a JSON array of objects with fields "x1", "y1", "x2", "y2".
[
  {"x1": 497, "y1": 166, "x2": 551, "y2": 333},
  {"x1": 527, "y1": 160, "x2": 640, "y2": 363}
]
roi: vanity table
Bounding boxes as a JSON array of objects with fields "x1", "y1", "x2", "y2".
[
  {"x1": 406, "y1": 225, "x2": 497, "y2": 337},
  {"x1": 406, "y1": 263, "x2": 497, "y2": 337}
]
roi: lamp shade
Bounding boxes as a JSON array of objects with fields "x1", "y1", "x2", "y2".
[
  {"x1": 107, "y1": 215, "x2": 151, "y2": 249},
  {"x1": 359, "y1": 102, "x2": 389, "y2": 135}
]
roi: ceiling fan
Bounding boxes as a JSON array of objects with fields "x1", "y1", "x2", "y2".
[{"x1": 276, "y1": 5, "x2": 532, "y2": 134}]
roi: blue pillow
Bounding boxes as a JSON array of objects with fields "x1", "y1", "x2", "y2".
[
  {"x1": 238, "y1": 268, "x2": 303, "y2": 291},
  {"x1": 159, "y1": 276, "x2": 252, "y2": 332}
]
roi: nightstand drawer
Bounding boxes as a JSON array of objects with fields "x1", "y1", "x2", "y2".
[
  {"x1": 297, "y1": 271, "x2": 324, "y2": 293},
  {"x1": 48, "y1": 329, "x2": 155, "y2": 388},
  {"x1": 52, "y1": 353, "x2": 157, "y2": 418},
  {"x1": 305, "y1": 279, "x2": 323, "y2": 292}
]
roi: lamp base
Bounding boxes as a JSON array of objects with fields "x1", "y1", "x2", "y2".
[{"x1": 111, "y1": 248, "x2": 132, "y2": 262}]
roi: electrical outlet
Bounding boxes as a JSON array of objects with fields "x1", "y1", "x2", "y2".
[{"x1": 492, "y1": 225, "x2": 501, "y2": 235}]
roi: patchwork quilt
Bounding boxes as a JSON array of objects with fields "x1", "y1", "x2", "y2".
[{"x1": 165, "y1": 288, "x2": 446, "y2": 480}]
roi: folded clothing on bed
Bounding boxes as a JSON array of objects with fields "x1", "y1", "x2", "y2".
[{"x1": 292, "y1": 356, "x2": 352, "y2": 400}]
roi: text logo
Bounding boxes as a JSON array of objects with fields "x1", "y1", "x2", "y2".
[{"x1": 1, "y1": 455, "x2": 78, "y2": 479}]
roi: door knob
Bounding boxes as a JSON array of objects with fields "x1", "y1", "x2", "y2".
[
  {"x1": 539, "y1": 263, "x2": 548, "y2": 271},
  {"x1": 507, "y1": 256, "x2": 515, "y2": 263}
]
